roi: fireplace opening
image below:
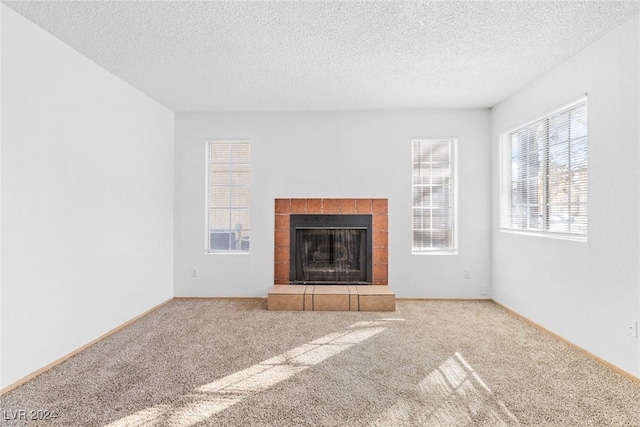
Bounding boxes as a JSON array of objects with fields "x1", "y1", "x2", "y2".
[{"x1": 290, "y1": 214, "x2": 372, "y2": 285}]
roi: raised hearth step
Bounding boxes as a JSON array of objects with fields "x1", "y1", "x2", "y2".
[{"x1": 267, "y1": 285, "x2": 395, "y2": 312}]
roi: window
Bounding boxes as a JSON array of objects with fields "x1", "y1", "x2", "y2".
[
  {"x1": 207, "y1": 140, "x2": 250, "y2": 253},
  {"x1": 412, "y1": 138, "x2": 457, "y2": 253},
  {"x1": 500, "y1": 97, "x2": 587, "y2": 240}
]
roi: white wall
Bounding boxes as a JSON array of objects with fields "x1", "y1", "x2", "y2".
[
  {"x1": 491, "y1": 16, "x2": 640, "y2": 377},
  {"x1": 1, "y1": 5, "x2": 175, "y2": 388},
  {"x1": 175, "y1": 109, "x2": 491, "y2": 298},
  {"x1": 0, "y1": 4, "x2": 4, "y2": 390}
]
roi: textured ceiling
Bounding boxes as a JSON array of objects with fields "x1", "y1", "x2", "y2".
[{"x1": 4, "y1": 1, "x2": 639, "y2": 112}]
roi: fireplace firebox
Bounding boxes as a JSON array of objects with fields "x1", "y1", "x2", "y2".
[{"x1": 290, "y1": 214, "x2": 372, "y2": 285}]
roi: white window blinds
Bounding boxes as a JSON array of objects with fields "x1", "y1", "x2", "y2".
[
  {"x1": 207, "y1": 140, "x2": 250, "y2": 253},
  {"x1": 412, "y1": 138, "x2": 457, "y2": 253},
  {"x1": 500, "y1": 98, "x2": 588, "y2": 239}
]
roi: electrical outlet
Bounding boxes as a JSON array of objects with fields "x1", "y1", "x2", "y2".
[
  {"x1": 191, "y1": 268, "x2": 198, "y2": 278},
  {"x1": 625, "y1": 318, "x2": 638, "y2": 338},
  {"x1": 464, "y1": 269, "x2": 471, "y2": 279},
  {"x1": 480, "y1": 285, "x2": 488, "y2": 295}
]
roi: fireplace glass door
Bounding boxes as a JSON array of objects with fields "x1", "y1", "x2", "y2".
[
  {"x1": 290, "y1": 214, "x2": 372, "y2": 285},
  {"x1": 295, "y1": 228, "x2": 366, "y2": 283}
]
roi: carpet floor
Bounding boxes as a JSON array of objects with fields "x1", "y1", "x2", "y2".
[{"x1": 2, "y1": 299, "x2": 640, "y2": 426}]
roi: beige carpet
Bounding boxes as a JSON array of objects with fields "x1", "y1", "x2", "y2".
[{"x1": 2, "y1": 299, "x2": 639, "y2": 426}]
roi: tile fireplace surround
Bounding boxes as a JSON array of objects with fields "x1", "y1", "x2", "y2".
[{"x1": 268, "y1": 198, "x2": 395, "y2": 311}]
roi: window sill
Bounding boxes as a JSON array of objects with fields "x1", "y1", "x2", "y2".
[
  {"x1": 412, "y1": 250, "x2": 458, "y2": 256},
  {"x1": 499, "y1": 228, "x2": 587, "y2": 243}
]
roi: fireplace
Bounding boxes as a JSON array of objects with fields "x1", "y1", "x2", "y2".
[
  {"x1": 290, "y1": 214, "x2": 372, "y2": 285},
  {"x1": 274, "y1": 198, "x2": 388, "y2": 286},
  {"x1": 271, "y1": 198, "x2": 392, "y2": 311}
]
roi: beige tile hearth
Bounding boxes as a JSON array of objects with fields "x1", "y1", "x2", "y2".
[
  {"x1": 348, "y1": 285, "x2": 359, "y2": 311},
  {"x1": 304, "y1": 286, "x2": 314, "y2": 311},
  {"x1": 313, "y1": 286, "x2": 350, "y2": 311},
  {"x1": 357, "y1": 285, "x2": 395, "y2": 312},
  {"x1": 267, "y1": 285, "x2": 395, "y2": 312},
  {"x1": 267, "y1": 285, "x2": 305, "y2": 311}
]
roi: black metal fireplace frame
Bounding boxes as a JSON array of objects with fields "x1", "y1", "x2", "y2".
[{"x1": 289, "y1": 214, "x2": 373, "y2": 285}]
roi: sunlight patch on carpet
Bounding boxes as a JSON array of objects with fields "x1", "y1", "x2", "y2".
[
  {"x1": 102, "y1": 404, "x2": 172, "y2": 427},
  {"x1": 369, "y1": 351, "x2": 519, "y2": 426},
  {"x1": 349, "y1": 318, "x2": 405, "y2": 328},
  {"x1": 104, "y1": 319, "x2": 401, "y2": 427}
]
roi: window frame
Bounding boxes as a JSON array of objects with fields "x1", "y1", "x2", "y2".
[
  {"x1": 411, "y1": 137, "x2": 459, "y2": 255},
  {"x1": 205, "y1": 139, "x2": 251, "y2": 254},
  {"x1": 499, "y1": 96, "x2": 588, "y2": 242}
]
